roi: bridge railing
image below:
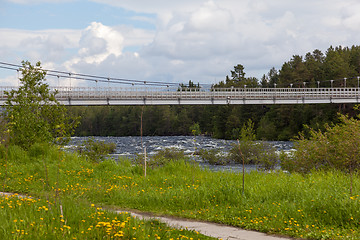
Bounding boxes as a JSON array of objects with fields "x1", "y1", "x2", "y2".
[
  {"x1": 1, "y1": 86, "x2": 360, "y2": 101},
  {"x1": 50, "y1": 87, "x2": 360, "y2": 100}
]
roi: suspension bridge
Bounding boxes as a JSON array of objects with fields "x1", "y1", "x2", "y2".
[{"x1": 1, "y1": 86, "x2": 360, "y2": 105}]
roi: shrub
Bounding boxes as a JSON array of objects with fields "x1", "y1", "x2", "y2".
[
  {"x1": 28, "y1": 142, "x2": 51, "y2": 159},
  {"x1": 229, "y1": 141, "x2": 278, "y2": 170},
  {"x1": 78, "y1": 137, "x2": 116, "y2": 162},
  {"x1": 199, "y1": 149, "x2": 230, "y2": 165},
  {"x1": 134, "y1": 147, "x2": 185, "y2": 168},
  {"x1": 281, "y1": 111, "x2": 360, "y2": 194},
  {"x1": 256, "y1": 143, "x2": 278, "y2": 171},
  {"x1": 223, "y1": 119, "x2": 279, "y2": 170},
  {"x1": 6, "y1": 145, "x2": 29, "y2": 163},
  {"x1": 282, "y1": 113, "x2": 360, "y2": 174},
  {"x1": 228, "y1": 141, "x2": 260, "y2": 164}
]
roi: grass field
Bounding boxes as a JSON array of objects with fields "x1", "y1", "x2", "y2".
[
  {"x1": 0, "y1": 193, "x2": 211, "y2": 239},
  {"x1": 1, "y1": 144, "x2": 359, "y2": 239}
]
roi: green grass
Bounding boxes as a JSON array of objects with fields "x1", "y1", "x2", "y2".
[
  {"x1": 1, "y1": 144, "x2": 360, "y2": 239},
  {"x1": 0, "y1": 194, "x2": 210, "y2": 240}
]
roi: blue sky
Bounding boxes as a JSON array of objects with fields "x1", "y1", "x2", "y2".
[
  {"x1": 1, "y1": 1, "x2": 156, "y2": 30},
  {"x1": 1, "y1": 0, "x2": 360, "y2": 87}
]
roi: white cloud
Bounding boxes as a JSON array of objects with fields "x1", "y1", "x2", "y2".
[
  {"x1": 0, "y1": 28, "x2": 80, "y2": 61},
  {"x1": 77, "y1": 22, "x2": 124, "y2": 64},
  {"x1": 0, "y1": 74, "x2": 19, "y2": 87},
  {"x1": 2, "y1": 0, "x2": 360, "y2": 86},
  {"x1": 188, "y1": 1, "x2": 232, "y2": 32}
]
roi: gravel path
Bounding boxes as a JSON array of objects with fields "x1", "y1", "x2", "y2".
[{"x1": 116, "y1": 209, "x2": 296, "y2": 240}]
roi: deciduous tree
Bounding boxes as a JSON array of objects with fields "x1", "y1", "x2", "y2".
[{"x1": 3, "y1": 61, "x2": 79, "y2": 149}]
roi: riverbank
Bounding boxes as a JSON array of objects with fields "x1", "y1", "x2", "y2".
[{"x1": 1, "y1": 144, "x2": 359, "y2": 239}]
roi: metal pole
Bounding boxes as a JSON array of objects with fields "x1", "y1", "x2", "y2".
[
  {"x1": 317, "y1": 81, "x2": 320, "y2": 88},
  {"x1": 274, "y1": 83, "x2": 277, "y2": 99},
  {"x1": 344, "y1": 78, "x2": 347, "y2": 88},
  {"x1": 107, "y1": 78, "x2": 110, "y2": 99},
  {"x1": 331, "y1": 80, "x2": 334, "y2": 88},
  {"x1": 69, "y1": 73, "x2": 72, "y2": 90}
]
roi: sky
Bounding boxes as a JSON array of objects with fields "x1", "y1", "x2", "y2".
[{"x1": 1, "y1": 0, "x2": 360, "y2": 87}]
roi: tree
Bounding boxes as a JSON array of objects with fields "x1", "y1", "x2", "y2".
[
  {"x1": 261, "y1": 67, "x2": 279, "y2": 88},
  {"x1": 230, "y1": 119, "x2": 278, "y2": 170},
  {"x1": 3, "y1": 61, "x2": 79, "y2": 149},
  {"x1": 281, "y1": 110, "x2": 360, "y2": 194},
  {"x1": 215, "y1": 64, "x2": 259, "y2": 88},
  {"x1": 189, "y1": 122, "x2": 201, "y2": 154}
]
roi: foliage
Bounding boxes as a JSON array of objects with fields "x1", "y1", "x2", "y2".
[
  {"x1": 228, "y1": 142, "x2": 278, "y2": 170},
  {"x1": 0, "y1": 117, "x2": 10, "y2": 147},
  {"x1": 134, "y1": 147, "x2": 186, "y2": 168},
  {"x1": 189, "y1": 122, "x2": 201, "y2": 136},
  {"x1": 198, "y1": 149, "x2": 229, "y2": 165},
  {"x1": 190, "y1": 122, "x2": 201, "y2": 154},
  {"x1": 2, "y1": 61, "x2": 80, "y2": 149},
  {"x1": 229, "y1": 119, "x2": 279, "y2": 170},
  {"x1": 281, "y1": 112, "x2": 360, "y2": 174},
  {"x1": 78, "y1": 137, "x2": 116, "y2": 162},
  {"x1": 214, "y1": 64, "x2": 258, "y2": 88}
]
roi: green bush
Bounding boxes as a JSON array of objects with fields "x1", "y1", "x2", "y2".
[
  {"x1": 226, "y1": 119, "x2": 279, "y2": 170},
  {"x1": 199, "y1": 149, "x2": 229, "y2": 165},
  {"x1": 7, "y1": 145, "x2": 29, "y2": 163},
  {"x1": 228, "y1": 141, "x2": 260, "y2": 164},
  {"x1": 0, "y1": 144, "x2": 6, "y2": 160},
  {"x1": 28, "y1": 142, "x2": 51, "y2": 159},
  {"x1": 229, "y1": 141, "x2": 278, "y2": 170},
  {"x1": 282, "y1": 113, "x2": 360, "y2": 174},
  {"x1": 134, "y1": 147, "x2": 185, "y2": 168},
  {"x1": 256, "y1": 143, "x2": 278, "y2": 170},
  {"x1": 78, "y1": 137, "x2": 116, "y2": 162}
]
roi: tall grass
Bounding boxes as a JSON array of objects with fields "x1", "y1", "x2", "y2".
[
  {"x1": 1, "y1": 144, "x2": 359, "y2": 239},
  {"x1": 0, "y1": 144, "x2": 214, "y2": 240},
  {"x1": 0, "y1": 194, "x2": 210, "y2": 239}
]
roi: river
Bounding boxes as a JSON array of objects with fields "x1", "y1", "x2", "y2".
[{"x1": 70, "y1": 136, "x2": 293, "y2": 172}]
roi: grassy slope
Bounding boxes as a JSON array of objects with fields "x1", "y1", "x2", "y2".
[{"x1": 1, "y1": 144, "x2": 360, "y2": 239}]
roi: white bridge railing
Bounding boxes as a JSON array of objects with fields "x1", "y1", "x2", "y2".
[{"x1": 1, "y1": 87, "x2": 360, "y2": 105}]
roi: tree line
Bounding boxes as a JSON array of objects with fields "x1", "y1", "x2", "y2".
[{"x1": 70, "y1": 45, "x2": 360, "y2": 140}]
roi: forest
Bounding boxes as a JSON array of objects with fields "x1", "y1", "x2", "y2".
[{"x1": 69, "y1": 45, "x2": 360, "y2": 140}]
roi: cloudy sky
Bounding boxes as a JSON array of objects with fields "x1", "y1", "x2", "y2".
[{"x1": 1, "y1": 0, "x2": 360, "y2": 87}]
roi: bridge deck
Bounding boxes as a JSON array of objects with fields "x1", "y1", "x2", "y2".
[{"x1": 1, "y1": 87, "x2": 360, "y2": 105}]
